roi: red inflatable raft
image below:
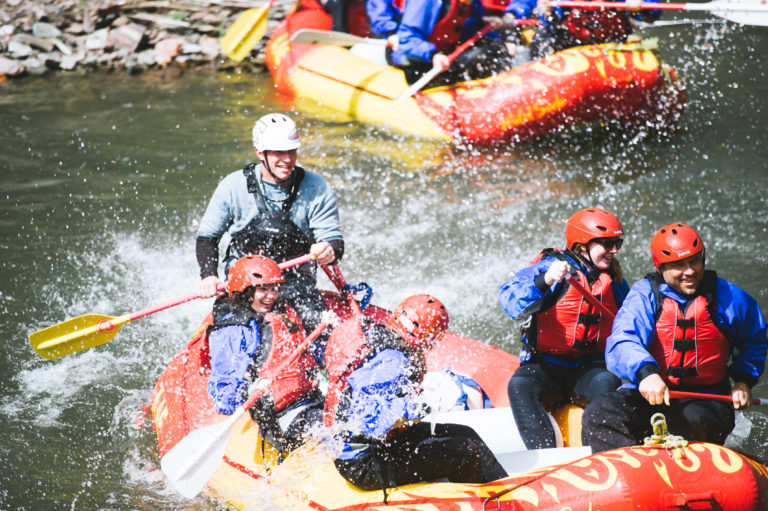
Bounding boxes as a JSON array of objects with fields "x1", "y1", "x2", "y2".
[
  {"x1": 263, "y1": 0, "x2": 686, "y2": 145},
  {"x1": 151, "y1": 283, "x2": 768, "y2": 509}
]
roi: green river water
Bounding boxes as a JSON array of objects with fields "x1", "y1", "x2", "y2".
[{"x1": 1, "y1": 20, "x2": 767, "y2": 510}]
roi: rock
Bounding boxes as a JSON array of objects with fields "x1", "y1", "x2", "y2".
[
  {"x1": 136, "y1": 49, "x2": 156, "y2": 67},
  {"x1": 23, "y1": 56, "x2": 47, "y2": 75},
  {"x1": 38, "y1": 51, "x2": 62, "y2": 69},
  {"x1": 13, "y1": 33, "x2": 54, "y2": 52},
  {"x1": 60, "y1": 53, "x2": 82, "y2": 70},
  {"x1": 0, "y1": 55, "x2": 24, "y2": 76},
  {"x1": 181, "y1": 42, "x2": 201, "y2": 55},
  {"x1": 112, "y1": 15, "x2": 131, "y2": 28},
  {"x1": 8, "y1": 40, "x2": 33, "y2": 58},
  {"x1": 85, "y1": 28, "x2": 110, "y2": 51},
  {"x1": 7, "y1": 0, "x2": 22, "y2": 7},
  {"x1": 154, "y1": 37, "x2": 184, "y2": 66},
  {"x1": 0, "y1": 24, "x2": 13, "y2": 38},
  {"x1": 65, "y1": 23, "x2": 85, "y2": 35},
  {"x1": 32, "y1": 22, "x2": 62, "y2": 39},
  {"x1": 198, "y1": 36, "x2": 221, "y2": 59},
  {"x1": 109, "y1": 23, "x2": 146, "y2": 52}
]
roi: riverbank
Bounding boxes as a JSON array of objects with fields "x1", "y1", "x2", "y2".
[{"x1": 0, "y1": 0, "x2": 294, "y2": 79}]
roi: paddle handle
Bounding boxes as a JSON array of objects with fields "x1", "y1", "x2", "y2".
[
  {"x1": 322, "y1": 264, "x2": 363, "y2": 316},
  {"x1": 553, "y1": 1, "x2": 768, "y2": 11},
  {"x1": 669, "y1": 390, "x2": 765, "y2": 407},
  {"x1": 567, "y1": 276, "x2": 616, "y2": 319}
]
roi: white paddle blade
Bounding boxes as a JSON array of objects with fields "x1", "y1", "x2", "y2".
[
  {"x1": 688, "y1": 0, "x2": 768, "y2": 25},
  {"x1": 290, "y1": 28, "x2": 387, "y2": 46},
  {"x1": 161, "y1": 412, "x2": 240, "y2": 498}
]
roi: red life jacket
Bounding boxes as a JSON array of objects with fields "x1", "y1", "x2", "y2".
[
  {"x1": 527, "y1": 249, "x2": 619, "y2": 358},
  {"x1": 646, "y1": 271, "x2": 732, "y2": 387},
  {"x1": 428, "y1": 0, "x2": 475, "y2": 54},
  {"x1": 250, "y1": 307, "x2": 319, "y2": 411},
  {"x1": 562, "y1": 6, "x2": 630, "y2": 45},
  {"x1": 323, "y1": 316, "x2": 416, "y2": 427}
]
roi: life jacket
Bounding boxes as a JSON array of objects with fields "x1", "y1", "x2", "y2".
[
  {"x1": 210, "y1": 300, "x2": 318, "y2": 412},
  {"x1": 323, "y1": 316, "x2": 420, "y2": 427},
  {"x1": 561, "y1": 5, "x2": 630, "y2": 45},
  {"x1": 646, "y1": 271, "x2": 732, "y2": 387},
  {"x1": 227, "y1": 163, "x2": 313, "y2": 272},
  {"x1": 525, "y1": 248, "x2": 619, "y2": 358},
  {"x1": 428, "y1": 0, "x2": 475, "y2": 54}
]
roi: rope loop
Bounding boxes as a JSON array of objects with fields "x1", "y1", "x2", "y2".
[
  {"x1": 643, "y1": 412, "x2": 688, "y2": 459},
  {"x1": 341, "y1": 282, "x2": 373, "y2": 310}
]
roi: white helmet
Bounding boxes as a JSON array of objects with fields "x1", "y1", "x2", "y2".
[{"x1": 252, "y1": 113, "x2": 301, "y2": 152}]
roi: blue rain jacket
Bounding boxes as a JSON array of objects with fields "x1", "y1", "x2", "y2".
[
  {"x1": 498, "y1": 249, "x2": 629, "y2": 364},
  {"x1": 368, "y1": 0, "x2": 402, "y2": 35},
  {"x1": 606, "y1": 276, "x2": 768, "y2": 390},
  {"x1": 390, "y1": 0, "x2": 487, "y2": 65},
  {"x1": 503, "y1": 0, "x2": 660, "y2": 27},
  {"x1": 207, "y1": 318, "x2": 262, "y2": 415}
]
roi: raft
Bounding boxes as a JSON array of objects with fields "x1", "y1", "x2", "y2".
[
  {"x1": 263, "y1": 0, "x2": 686, "y2": 145},
  {"x1": 151, "y1": 288, "x2": 768, "y2": 510}
]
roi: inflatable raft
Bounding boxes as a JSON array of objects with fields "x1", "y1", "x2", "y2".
[
  {"x1": 264, "y1": 0, "x2": 686, "y2": 145},
  {"x1": 151, "y1": 284, "x2": 768, "y2": 510}
]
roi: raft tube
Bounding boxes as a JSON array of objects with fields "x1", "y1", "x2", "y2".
[
  {"x1": 264, "y1": 0, "x2": 686, "y2": 145},
  {"x1": 150, "y1": 289, "x2": 768, "y2": 510}
]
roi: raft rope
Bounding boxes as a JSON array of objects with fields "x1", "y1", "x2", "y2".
[
  {"x1": 341, "y1": 282, "x2": 373, "y2": 311},
  {"x1": 642, "y1": 412, "x2": 688, "y2": 459}
]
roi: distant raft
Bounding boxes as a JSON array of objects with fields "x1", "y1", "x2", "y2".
[
  {"x1": 263, "y1": 0, "x2": 686, "y2": 145},
  {"x1": 150, "y1": 289, "x2": 768, "y2": 510}
]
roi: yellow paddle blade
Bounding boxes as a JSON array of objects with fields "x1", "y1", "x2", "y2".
[
  {"x1": 29, "y1": 314, "x2": 127, "y2": 360},
  {"x1": 220, "y1": 7, "x2": 269, "y2": 62}
]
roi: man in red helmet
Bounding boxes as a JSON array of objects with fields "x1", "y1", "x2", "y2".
[
  {"x1": 582, "y1": 223, "x2": 768, "y2": 452},
  {"x1": 498, "y1": 207, "x2": 629, "y2": 449},
  {"x1": 207, "y1": 255, "x2": 324, "y2": 453},
  {"x1": 324, "y1": 295, "x2": 506, "y2": 500}
]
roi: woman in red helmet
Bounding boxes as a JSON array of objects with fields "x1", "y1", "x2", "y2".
[
  {"x1": 583, "y1": 223, "x2": 768, "y2": 452},
  {"x1": 498, "y1": 207, "x2": 629, "y2": 449},
  {"x1": 325, "y1": 295, "x2": 506, "y2": 500},
  {"x1": 206, "y1": 254, "x2": 323, "y2": 454}
]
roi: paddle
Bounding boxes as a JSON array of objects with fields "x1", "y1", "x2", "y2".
[
  {"x1": 669, "y1": 390, "x2": 767, "y2": 406},
  {"x1": 321, "y1": 263, "x2": 364, "y2": 316},
  {"x1": 390, "y1": 24, "x2": 495, "y2": 107},
  {"x1": 551, "y1": 0, "x2": 768, "y2": 26},
  {"x1": 566, "y1": 276, "x2": 616, "y2": 319},
  {"x1": 290, "y1": 28, "x2": 389, "y2": 47},
  {"x1": 220, "y1": 0, "x2": 276, "y2": 62},
  {"x1": 161, "y1": 320, "x2": 328, "y2": 499},
  {"x1": 28, "y1": 254, "x2": 316, "y2": 359}
]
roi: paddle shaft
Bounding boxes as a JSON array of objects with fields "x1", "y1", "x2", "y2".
[
  {"x1": 669, "y1": 390, "x2": 766, "y2": 407},
  {"x1": 170, "y1": 319, "x2": 328, "y2": 481},
  {"x1": 566, "y1": 276, "x2": 616, "y2": 319},
  {"x1": 321, "y1": 263, "x2": 363, "y2": 315},
  {"x1": 553, "y1": 0, "x2": 768, "y2": 11},
  {"x1": 79, "y1": 254, "x2": 314, "y2": 332}
]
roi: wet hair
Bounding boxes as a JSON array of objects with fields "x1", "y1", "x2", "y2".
[{"x1": 230, "y1": 286, "x2": 257, "y2": 311}]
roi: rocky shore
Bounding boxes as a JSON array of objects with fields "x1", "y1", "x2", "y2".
[{"x1": 0, "y1": 0, "x2": 294, "y2": 79}]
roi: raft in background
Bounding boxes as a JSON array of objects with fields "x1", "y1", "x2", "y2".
[
  {"x1": 150, "y1": 289, "x2": 768, "y2": 510},
  {"x1": 263, "y1": 0, "x2": 686, "y2": 145}
]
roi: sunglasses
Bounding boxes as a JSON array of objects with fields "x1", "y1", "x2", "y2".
[{"x1": 593, "y1": 237, "x2": 624, "y2": 251}]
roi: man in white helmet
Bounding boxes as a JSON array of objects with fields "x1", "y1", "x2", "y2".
[{"x1": 196, "y1": 113, "x2": 344, "y2": 361}]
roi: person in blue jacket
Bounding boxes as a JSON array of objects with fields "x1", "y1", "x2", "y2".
[
  {"x1": 582, "y1": 223, "x2": 768, "y2": 452},
  {"x1": 327, "y1": 295, "x2": 506, "y2": 502},
  {"x1": 367, "y1": 0, "x2": 403, "y2": 37},
  {"x1": 388, "y1": 0, "x2": 521, "y2": 86},
  {"x1": 207, "y1": 254, "x2": 324, "y2": 454},
  {"x1": 498, "y1": 208, "x2": 629, "y2": 449},
  {"x1": 504, "y1": 0, "x2": 660, "y2": 58}
]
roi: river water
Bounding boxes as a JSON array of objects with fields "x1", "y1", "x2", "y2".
[{"x1": 1, "y1": 20, "x2": 767, "y2": 510}]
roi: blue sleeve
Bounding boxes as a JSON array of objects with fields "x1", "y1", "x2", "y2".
[
  {"x1": 207, "y1": 322, "x2": 261, "y2": 415},
  {"x1": 367, "y1": 0, "x2": 402, "y2": 35},
  {"x1": 717, "y1": 279, "x2": 768, "y2": 387},
  {"x1": 393, "y1": 0, "x2": 442, "y2": 63},
  {"x1": 604, "y1": 279, "x2": 659, "y2": 384},
  {"x1": 629, "y1": 0, "x2": 661, "y2": 21},
  {"x1": 498, "y1": 258, "x2": 563, "y2": 320},
  {"x1": 504, "y1": 0, "x2": 536, "y2": 18},
  {"x1": 612, "y1": 277, "x2": 630, "y2": 308}
]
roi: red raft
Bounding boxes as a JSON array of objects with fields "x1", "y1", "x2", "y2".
[
  {"x1": 263, "y1": 0, "x2": 686, "y2": 145},
  {"x1": 150, "y1": 287, "x2": 768, "y2": 510}
]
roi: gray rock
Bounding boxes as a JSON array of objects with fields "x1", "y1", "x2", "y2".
[
  {"x1": 85, "y1": 28, "x2": 110, "y2": 50},
  {"x1": 8, "y1": 40, "x2": 33, "y2": 58},
  {"x1": 0, "y1": 24, "x2": 14, "y2": 37},
  {"x1": 60, "y1": 53, "x2": 82, "y2": 70},
  {"x1": 23, "y1": 56, "x2": 47, "y2": 75},
  {"x1": 13, "y1": 33, "x2": 54, "y2": 52},
  {"x1": 109, "y1": 23, "x2": 146, "y2": 52},
  {"x1": 0, "y1": 55, "x2": 24, "y2": 76},
  {"x1": 32, "y1": 22, "x2": 62, "y2": 39},
  {"x1": 136, "y1": 49, "x2": 156, "y2": 67}
]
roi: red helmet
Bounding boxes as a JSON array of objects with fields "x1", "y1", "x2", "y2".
[
  {"x1": 387, "y1": 294, "x2": 449, "y2": 350},
  {"x1": 565, "y1": 208, "x2": 624, "y2": 249},
  {"x1": 651, "y1": 223, "x2": 705, "y2": 268},
  {"x1": 227, "y1": 255, "x2": 283, "y2": 296}
]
